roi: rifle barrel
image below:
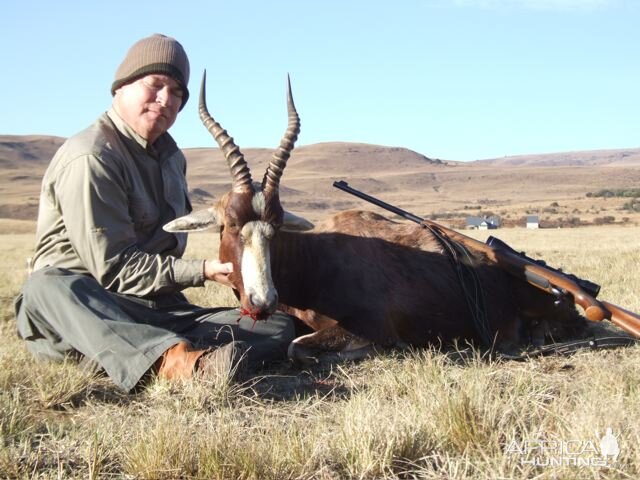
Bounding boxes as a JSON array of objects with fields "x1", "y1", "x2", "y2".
[{"x1": 333, "y1": 181, "x2": 424, "y2": 223}]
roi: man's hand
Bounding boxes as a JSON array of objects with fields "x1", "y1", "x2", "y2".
[{"x1": 204, "y1": 260, "x2": 234, "y2": 287}]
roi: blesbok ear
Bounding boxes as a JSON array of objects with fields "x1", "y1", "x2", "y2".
[
  {"x1": 282, "y1": 210, "x2": 314, "y2": 231},
  {"x1": 163, "y1": 208, "x2": 221, "y2": 232}
]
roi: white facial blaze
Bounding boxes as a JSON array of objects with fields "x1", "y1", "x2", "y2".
[{"x1": 240, "y1": 220, "x2": 277, "y2": 310}]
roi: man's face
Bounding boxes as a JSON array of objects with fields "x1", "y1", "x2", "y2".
[{"x1": 113, "y1": 74, "x2": 184, "y2": 144}]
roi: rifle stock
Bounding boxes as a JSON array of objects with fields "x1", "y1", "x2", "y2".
[
  {"x1": 419, "y1": 219, "x2": 609, "y2": 322},
  {"x1": 333, "y1": 180, "x2": 640, "y2": 339}
]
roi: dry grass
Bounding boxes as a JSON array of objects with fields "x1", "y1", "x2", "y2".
[{"x1": 1, "y1": 225, "x2": 639, "y2": 479}]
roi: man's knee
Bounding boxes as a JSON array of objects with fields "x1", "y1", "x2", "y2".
[
  {"x1": 264, "y1": 311, "x2": 297, "y2": 344},
  {"x1": 235, "y1": 310, "x2": 297, "y2": 344},
  {"x1": 17, "y1": 267, "x2": 96, "y2": 349},
  {"x1": 22, "y1": 267, "x2": 78, "y2": 303}
]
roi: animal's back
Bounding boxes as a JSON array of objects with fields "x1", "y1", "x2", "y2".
[{"x1": 315, "y1": 209, "x2": 445, "y2": 253}]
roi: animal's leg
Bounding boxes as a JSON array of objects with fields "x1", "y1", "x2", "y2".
[{"x1": 288, "y1": 324, "x2": 379, "y2": 366}]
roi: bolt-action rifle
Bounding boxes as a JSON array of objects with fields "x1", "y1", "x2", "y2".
[{"x1": 333, "y1": 180, "x2": 640, "y2": 338}]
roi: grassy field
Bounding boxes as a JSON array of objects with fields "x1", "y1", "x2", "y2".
[{"x1": 1, "y1": 225, "x2": 639, "y2": 479}]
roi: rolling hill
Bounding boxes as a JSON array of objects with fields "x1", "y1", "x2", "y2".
[{"x1": 1, "y1": 135, "x2": 639, "y2": 230}]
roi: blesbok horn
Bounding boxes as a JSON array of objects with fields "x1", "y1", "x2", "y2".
[
  {"x1": 199, "y1": 71, "x2": 252, "y2": 193},
  {"x1": 262, "y1": 74, "x2": 301, "y2": 196}
]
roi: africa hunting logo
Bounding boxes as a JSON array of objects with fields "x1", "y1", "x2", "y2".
[{"x1": 505, "y1": 428, "x2": 620, "y2": 468}]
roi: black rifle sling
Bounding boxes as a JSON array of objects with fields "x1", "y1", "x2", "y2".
[{"x1": 422, "y1": 223, "x2": 494, "y2": 347}]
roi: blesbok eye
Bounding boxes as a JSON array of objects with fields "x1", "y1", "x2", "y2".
[{"x1": 263, "y1": 225, "x2": 275, "y2": 240}]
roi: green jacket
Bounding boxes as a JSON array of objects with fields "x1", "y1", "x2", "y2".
[{"x1": 31, "y1": 108, "x2": 205, "y2": 296}]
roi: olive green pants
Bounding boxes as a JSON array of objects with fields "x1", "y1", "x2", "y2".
[{"x1": 15, "y1": 267, "x2": 296, "y2": 392}]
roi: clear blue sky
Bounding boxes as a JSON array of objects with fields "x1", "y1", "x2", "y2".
[{"x1": 1, "y1": 0, "x2": 638, "y2": 161}]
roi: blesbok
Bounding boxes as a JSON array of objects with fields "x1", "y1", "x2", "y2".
[{"x1": 164, "y1": 74, "x2": 586, "y2": 363}]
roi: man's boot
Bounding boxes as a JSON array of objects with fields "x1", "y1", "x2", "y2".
[
  {"x1": 155, "y1": 340, "x2": 249, "y2": 381},
  {"x1": 197, "y1": 341, "x2": 249, "y2": 381},
  {"x1": 155, "y1": 341, "x2": 206, "y2": 380}
]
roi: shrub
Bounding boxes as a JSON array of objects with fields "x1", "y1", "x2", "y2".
[
  {"x1": 587, "y1": 188, "x2": 640, "y2": 198},
  {"x1": 622, "y1": 198, "x2": 640, "y2": 212},
  {"x1": 593, "y1": 216, "x2": 616, "y2": 225}
]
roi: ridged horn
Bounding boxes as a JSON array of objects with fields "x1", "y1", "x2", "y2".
[
  {"x1": 262, "y1": 74, "x2": 300, "y2": 195},
  {"x1": 199, "y1": 71, "x2": 252, "y2": 192}
]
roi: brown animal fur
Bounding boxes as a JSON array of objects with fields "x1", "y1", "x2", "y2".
[{"x1": 244, "y1": 209, "x2": 585, "y2": 359}]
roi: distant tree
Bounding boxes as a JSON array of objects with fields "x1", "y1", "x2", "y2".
[
  {"x1": 558, "y1": 216, "x2": 582, "y2": 228},
  {"x1": 622, "y1": 198, "x2": 640, "y2": 212}
]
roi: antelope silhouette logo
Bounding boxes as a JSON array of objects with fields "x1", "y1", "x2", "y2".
[{"x1": 598, "y1": 427, "x2": 620, "y2": 462}]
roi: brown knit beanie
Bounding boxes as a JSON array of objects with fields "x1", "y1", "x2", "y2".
[{"x1": 111, "y1": 34, "x2": 190, "y2": 110}]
